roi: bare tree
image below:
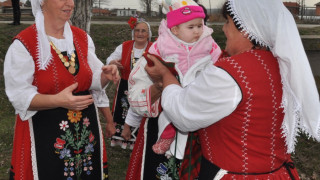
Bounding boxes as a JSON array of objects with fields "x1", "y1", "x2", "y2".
[
  {"x1": 71, "y1": 0, "x2": 93, "y2": 34},
  {"x1": 140, "y1": 0, "x2": 157, "y2": 16},
  {"x1": 93, "y1": 0, "x2": 110, "y2": 16},
  {"x1": 296, "y1": 0, "x2": 306, "y2": 20}
]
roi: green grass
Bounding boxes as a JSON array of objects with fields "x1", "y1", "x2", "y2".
[
  {"x1": 0, "y1": 23, "x2": 320, "y2": 179},
  {"x1": 299, "y1": 27, "x2": 320, "y2": 35}
]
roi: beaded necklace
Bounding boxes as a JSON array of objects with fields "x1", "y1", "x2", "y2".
[
  {"x1": 48, "y1": 39, "x2": 77, "y2": 74},
  {"x1": 131, "y1": 43, "x2": 147, "y2": 68}
]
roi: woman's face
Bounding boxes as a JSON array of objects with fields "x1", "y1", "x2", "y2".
[
  {"x1": 133, "y1": 23, "x2": 149, "y2": 45},
  {"x1": 222, "y1": 15, "x2": 252, "y2": 56},
  {"x1": 42, "y1": 0, "x2": 74, "y2": 23}
]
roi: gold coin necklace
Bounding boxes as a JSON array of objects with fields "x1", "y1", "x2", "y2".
[
  {"x1": 131, "y1": 50, "x2": 144, "y2": 68},
  {"x1": 49, "y1": 40, "x2": 77, "y2": 74},
  {"x1": 131, "y1": 43, "x2": 147, "y2": 68}
]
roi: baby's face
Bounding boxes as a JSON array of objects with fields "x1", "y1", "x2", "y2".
[{"x1": 171, "y1": 18, "x2": 204, "y2": 43}]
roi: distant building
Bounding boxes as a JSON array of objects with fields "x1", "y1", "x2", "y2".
[
  {"x1": 138, "y1": 10, "x2": 159, "y2": 17},
  {"x1": 0, "y1": 0, "x2": 31, "y2": 14},
  {"x1": 283, "y1": 2, "x2": 300, "y2": 16},
  {"x1": 92, "y1": 8, "x2": 111, "y2": 16},
  {"x1": 316, "y1": 2, "x2": 320, "y2": 16},
  {"x1": 0, "y1": 0, "x2": 12, "y2": 7},
  {"x1": 112, "y1": 8, "x2": 137, "y2": 17}
]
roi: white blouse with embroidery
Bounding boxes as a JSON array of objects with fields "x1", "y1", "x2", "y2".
[
  {"x1": 106, "y1": 44, "x2": 146, "y2": 65},
  {"x1": 4, "y1": 35, "x2": 109, "y2": 121}
]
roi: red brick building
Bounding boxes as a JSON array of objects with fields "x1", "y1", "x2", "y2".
[
  {"x1": 283, "y1": 2, "x2": 300, "y2": 16},
  {"x1": 316, "y1": 2, "x2": 320, "y2": 16},
  {"x1": 92, "y1": 8, "x2": 111, "y2": 16},
  {"x1": 0, "y1": 0, "x2": 13, "y2": 8}
]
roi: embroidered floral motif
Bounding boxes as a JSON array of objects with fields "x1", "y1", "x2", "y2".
[
  {"x1": 60, "y1": 120, "x2": 69, "y2": 131},
  {"x1": 55, "y1": 114, "x2": 96, "y2": 179},
  {"x1": 67, "y1": 110, "x2": 82, "y2": 123},
  {"x1": 103, "y1": 173, "x2": 109, "y2": 179},
  {"x1": 54, "y1": 138, "x2": 66, "y2": 149},
  {"x1": 121, "y1": 90, "x2": 129, "y2": 119},
  {"x1": 156, "y1": 157, "x2": 180, "y2": 180},
  {"x1": 83, "y1": 117, "x2": 90, "y2": 127}
]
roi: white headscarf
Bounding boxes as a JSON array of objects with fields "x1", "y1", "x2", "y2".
[
  {"x1": 31, "y1": 0, "x2": 74, "y2": 70},
  {"x1": 226, "y1": 0, "x2": 320, "y2": 153},
  {"x1": 131, "y1": 20, "x2": 152, "y2": 42}
]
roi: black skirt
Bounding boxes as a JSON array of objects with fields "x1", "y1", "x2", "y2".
[{"x1": 31, "y1": 91, "x2": 107, "y2": 179}]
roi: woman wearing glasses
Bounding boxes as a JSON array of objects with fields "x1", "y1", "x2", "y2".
[{"x1": 106, "y1": 18, "x2": 153, "y2": 150}]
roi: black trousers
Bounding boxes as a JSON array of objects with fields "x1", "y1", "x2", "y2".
[{"x1": 11, "y1": 0, "x2": 20, "y2": 24}]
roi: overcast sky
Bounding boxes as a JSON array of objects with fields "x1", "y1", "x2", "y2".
[{"x1": 100, "y1": 0, "x2": 319, "y2": 11}]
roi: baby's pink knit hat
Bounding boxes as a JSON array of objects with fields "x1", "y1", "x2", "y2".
[{"x1": 158, "y1": 0, "x2": 205, "y2": 28}]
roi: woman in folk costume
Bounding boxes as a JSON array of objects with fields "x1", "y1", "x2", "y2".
[
  {"x1": 3, "y1": 0, "x2": 119, "y2": 179},
  {"x1": 145, "y1": 0, "x2": 320, "y2": 179},
  {"x1": 126, "y1": 0, "x2": 221, "y2": 179},
  {"x1": 150, "y1": 0, "x2": 221, "y2": 156},
  {"x1": 106, "y1": 17, "x2": 153, "y2": 150}
]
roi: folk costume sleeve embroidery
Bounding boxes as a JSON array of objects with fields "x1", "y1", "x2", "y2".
[{"x1": 4, "y1": 30, "x2": 106, "y2": 121}]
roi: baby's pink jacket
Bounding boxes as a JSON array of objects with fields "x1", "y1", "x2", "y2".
[{"x1": 149, "y1": 20, "x2": 221, "y2": 75}]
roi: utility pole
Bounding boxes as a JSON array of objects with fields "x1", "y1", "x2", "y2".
[
  {"x1": 300, "y1": 0, "x2": 305, "y2": 20},
  {"x1": 208, "y1": 0, "x2": 212, "y2": 16},
  {"x1": 99, "y1": 0, "x2": 101, "y2": 16}
]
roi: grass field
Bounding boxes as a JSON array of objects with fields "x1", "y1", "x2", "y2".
[{"x1": 0, "y1": 22, "x2": 319, "y2": 180}]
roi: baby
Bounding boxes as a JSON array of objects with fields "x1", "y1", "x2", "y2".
[{"x1": 128, "y1": 0, "x2": 221, "y2": 159}]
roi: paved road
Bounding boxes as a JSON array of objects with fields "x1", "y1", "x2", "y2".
[
  {"x1": 307, "y1": 51, "x2": 320, "y2": 76},
  {"x1": 2, "y1": 20, "x2": 319, "y2": 39},
  {"x1": 1, "y1": 20, "x2": 320, "y2": 28}
]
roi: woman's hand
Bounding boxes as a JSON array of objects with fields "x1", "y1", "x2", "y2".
[
  {"x1": 145, "y1": 54, "x2": 179, "y2": 89},
  {"x1": 57, "y1": 83, "x2": 94, "y2": 110},
  {"x1": 145, "y1": 54, "x2": 169, "y2": 84},
  {"x1": 101, "y1": 64, "x2": 120, "y2": 85},
  {"x1": 121, "y1": 123, "x2": 132, "y2": 141},
  {"x1": 98, "y1": 107, "x2": 116, "y2": 138},
  {"x1": 109, "y1": 59, "x2": 124, "y2": 69},
  {"x1": 105, "y1": 121, "x2": 116, "y2": 138},
  {"x1": 29, "y1": 83, "x2": 94, "y2": 111}
]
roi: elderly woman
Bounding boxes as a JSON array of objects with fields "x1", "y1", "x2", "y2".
[
  {"x1": 106, "y1": 18, "x2": 153, "y2": 150},
  {"x1": 145, "y1": 0, "x2": 320, "y2": 179},
  {"x1": 4, "y1": 0, "x2": 119, "y2": 179}
]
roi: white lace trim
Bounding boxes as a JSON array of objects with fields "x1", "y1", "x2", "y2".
[
  {"x1": 227, "y1": 0, "x2": 271, "y2": 49},
  {"x1": 228, "y1": 0, "x2": 320, "y2": 154},
  {"x1": 28, "y1": 118, "x2": 39, "y2": 180},
  {"x1": 280, "y1": 80, "x2": 302, "y2": 153},
  {"x1": 140, "y1": 118, "x2": 148, "y2": 180},
  {"x1": 95, "y1": 104, "x2": 104, "y2": 180}
]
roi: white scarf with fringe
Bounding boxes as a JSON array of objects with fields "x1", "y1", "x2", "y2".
[
  {"x1": 31, "y1": 0, "x2": 74, "y2": 70},
  {"x1": 227, "y1": 0, "x2": 320, "y2": 153}
]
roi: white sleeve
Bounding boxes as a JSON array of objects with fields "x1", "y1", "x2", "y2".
[
  {"x1": 161, "y1": 64, "x2": 242, "y2": 132},
  {"x1": 128, "y1": 57, "x2": 160, "y2": 117},
  {"x1": 91, "y1": 90, "x2": 110, "y2": 107},
  {"x1": 3, "y1": 40, "x2": 38, "y2": 120},
  {"x1": 87, "y1": 34, "x2": 105, "y2": 91},
  {"x1": 106, "y1": 44, "x2": 123, "y2": 64},
  {"x1": 125, "y1": 107, "x2": 143, "y2": 128}
]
